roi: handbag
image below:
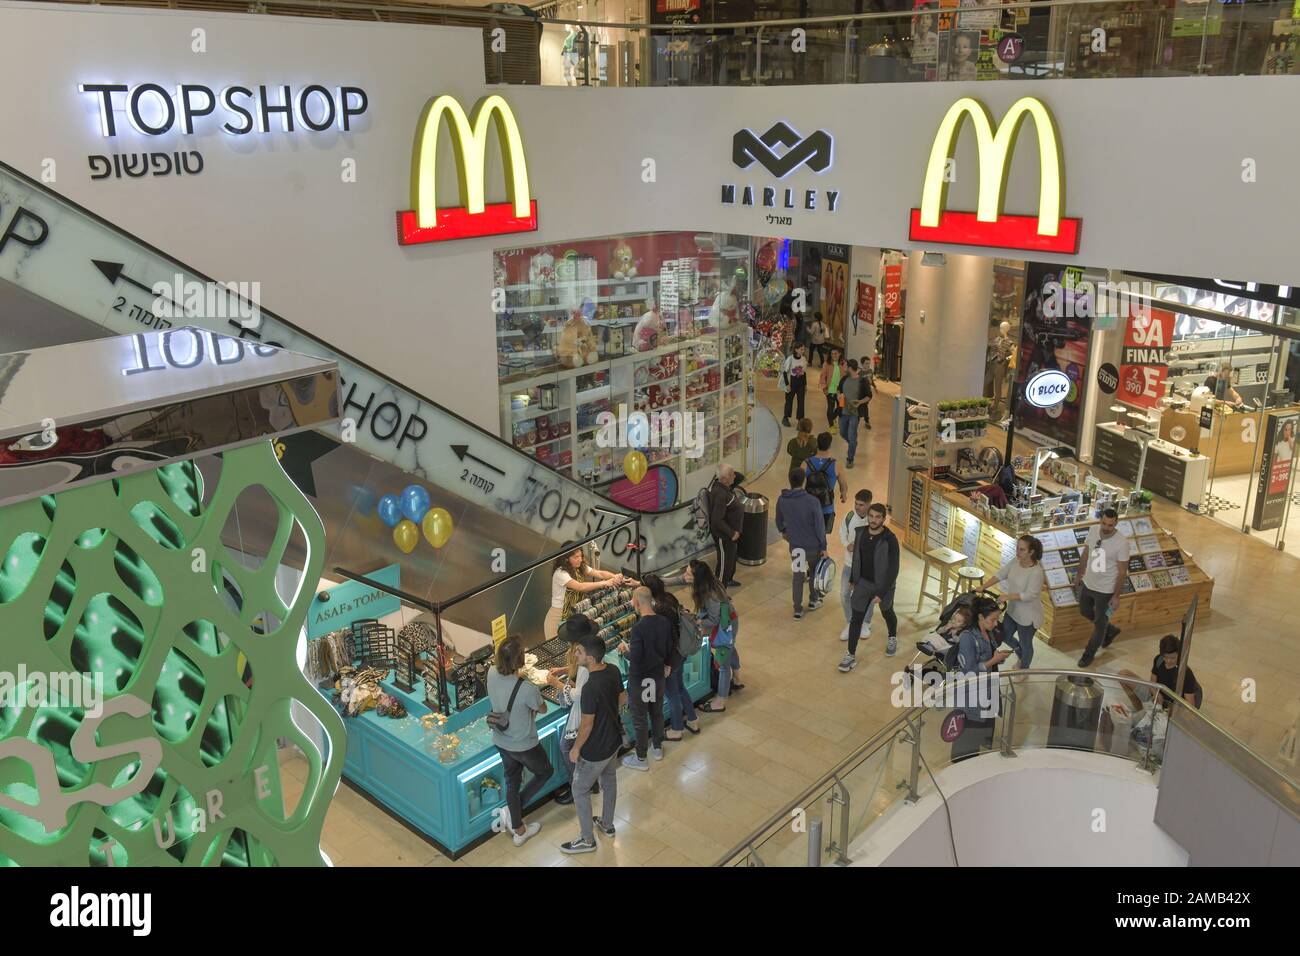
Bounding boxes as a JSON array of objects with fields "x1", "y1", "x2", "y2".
[
  {"x1": 710, "y1": 601, "x2": 739, "y2": 666},
  {"x1": 486, "y1": 676, "x2": 524, "y2": 732}
]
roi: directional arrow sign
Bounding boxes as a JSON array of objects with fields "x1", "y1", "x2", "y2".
[
  {"x1": 451, "y1": 443, "x2": 505, "y2": 476},
  {"x1": 92, "y1": 258, "x2": 171, "y2": 303}
]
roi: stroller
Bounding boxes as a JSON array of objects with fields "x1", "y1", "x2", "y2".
[{"x1": 902, "y1": 591, "x2": 1007, "y2": 692}]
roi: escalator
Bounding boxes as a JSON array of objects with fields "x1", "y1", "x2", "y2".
[{"x1": 0, "y1": 159, "x2": 715, "y2": 626}]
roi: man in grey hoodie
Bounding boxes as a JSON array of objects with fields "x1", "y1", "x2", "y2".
[{"x1": 774, "y1": 468, "x2": 828, "y2": 620}]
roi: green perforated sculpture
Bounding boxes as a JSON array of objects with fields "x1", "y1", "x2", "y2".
[{"x1": 0, "y1": 441, "x2": 344, "y2": 866}]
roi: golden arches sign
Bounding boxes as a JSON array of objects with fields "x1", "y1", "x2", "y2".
[
  {"x1": 908, "y1": 96, "x2": 1081, "y2": 254},
  {"x1": 396, "y1": 94, "x2": 538, "y2": 245}
]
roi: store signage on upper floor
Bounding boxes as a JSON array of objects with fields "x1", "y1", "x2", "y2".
[
  {"x1": 908, "y1": 96, "x2": 1082, "y2": 255},
  {"x1": 722, "y1": 122, "x2": 840, "y2": 222},
  {"x1": 395, "y1": 94, "x2": 538, "y2": 245},
  {"x1": 77, "y1": 82, "x2": 369, "y2": 184},
  {"x1": 1126, "y1": 271, "x2": 1297, "y2": 311},
  {"x1": 1024, "y1": 369, "x2": 1072, "y2": 408}
]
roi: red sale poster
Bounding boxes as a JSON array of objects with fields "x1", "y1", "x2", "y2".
[
  {"x1": 883, "y1": 266, "x2": 902, "y2": 321},
  {"x1": 854, "y1": 280, "x2": 876, "y2": 328},
  {"x1": 1118, "y1": 306, "x2": 1175, "y2": 410}
]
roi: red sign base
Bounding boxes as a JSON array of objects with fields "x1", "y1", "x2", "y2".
[
  {"x1": 908, "y1": 208, "x2": 1081, "y2": 255},
  {"x1": 396, "y1": 201, "x2": 538, "y2": 245}
]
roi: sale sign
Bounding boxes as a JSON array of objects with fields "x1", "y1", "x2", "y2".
[
  {"x1": 1119, "y1": 307, "x2": 1175, "y2": 410},
  {"x1": 854, "y1": 280, "x2": 877, "y2": 329},
  {"x1": 884, "y1": 265, "x2": 903, "y2": 321}
]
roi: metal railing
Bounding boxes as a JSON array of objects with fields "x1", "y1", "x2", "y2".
[
  {"x1": 44, "y1": 0, "x2": 1300, "y2": 85},
  {"x1": 715, "y1": 668, "x2": 1300, "y2": 867}
]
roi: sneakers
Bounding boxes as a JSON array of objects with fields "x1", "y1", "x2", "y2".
[
  {"x1": 782, "y1": 418, "x2": 791, "y2": 427},
  {"x1": 840, "y1": 625, "x2": 849, "y2": 641},
  {"x1": 621, "y1": 754, "x2": 650, "y2": 772},
  {"x1": 511, "y1": 822, "x2": 541, "y2": 847},
  {"x1": 650, "y1": 746, "x2": 664, "y2": 761},
  {"x1": 865, "y1": 423, "x2": 873, "y2": 430},
  {"x1": 845, "y1": 460, "x2": 855, "y2": 469},
  {"x1": 593, "y1": 816, "x2": 616, "y2": 837},
  {"x1": 886, "y1": 635, "x2": 898, "y2": 657},
  {"x1": 793, "y1": 609, "x2": 804, "y2": 620},
  {"x1": 1102, "y1": 625, "x2": 1121, "y2": 648},
  {"x1": 553, "y1": 789, "x2": 574, "y2": 806},
  {"x1": 837, "y1": 653, "x2": 858, "y2": 673},
  {"x1": 725, "y1": 580, "x2": 742, "y2": 589},
  {"x1": 1077, "y1": 651, "x2": 1095, "y2": 668},
  {"x1": 809, "y1": 597, "x2": 824, "y2": 611},
  {"x1": 560, "y1": 836, "x2": 598, "y2": 854}
]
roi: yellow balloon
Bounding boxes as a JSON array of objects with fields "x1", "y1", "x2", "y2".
[
  {"x1": 393, "y1": 518, "x2": 419, "y2": 554},
  {"x1": 422, "y1": 507, "x2": 454, "y2": 549},
  {"x1": 623, "y1": 450, "x2": 648, "y2": 485}
]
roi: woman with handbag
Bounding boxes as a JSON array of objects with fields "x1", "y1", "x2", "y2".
[
  {"x1": 678, "y1": 561, "x2": 741, "y2": 714},
  {"x1": 546, "y1": 545, "x2": 626, "y2": 640},
  {"x1": 643, "y1": 573, "x2": 701, "y2": 740},
  {"x1": 487, "y1": 636, "x2": 553, "y2": 847}
]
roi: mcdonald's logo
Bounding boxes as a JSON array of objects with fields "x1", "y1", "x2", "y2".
[
  {"x1": 908, "y1": 96, "x2": 1081, "y2": 255},
  {"x1": 395, "y1": 94, "x2": 538, "y2": 245}
]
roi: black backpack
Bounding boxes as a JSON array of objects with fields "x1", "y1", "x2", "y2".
[{"x1": 805, "y1": 458, "x2": 833, "y2": 509}]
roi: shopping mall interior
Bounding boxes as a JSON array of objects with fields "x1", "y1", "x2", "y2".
[{"x1": 1, "y1": 0, "x2": 1298, "y2": 886}]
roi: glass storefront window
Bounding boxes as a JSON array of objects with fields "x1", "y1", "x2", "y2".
[{"x1": 494, "y1": 231, "x2": 752, "y2": 504}]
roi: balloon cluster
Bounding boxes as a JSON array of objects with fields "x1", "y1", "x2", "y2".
[{"x1": 378, "y1": 484, "x2": 454, "y2": 554}]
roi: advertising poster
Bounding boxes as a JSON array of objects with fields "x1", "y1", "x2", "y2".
[
  {"x1": 977, "y1": 29, "x2": 1001, "y2": 79},
  {"x1": 607, "y1": 464, "x2": 679, "y2": 511},
  {"x1": 912, "y1": 1, "x2": 941, "y2": 65},
  {"x1": 944, "y1": 30, "x2": 981, "y2": 80},
  {"x1": 959, "y1": 0, "x2": 1002, "y2": 30},
  {"x1": 1118, "y1": 306, "x2": 1176, "y2": 411},
  {"x1": 1015, "y1": 263, "x2": 1093, "y2": 451},
  {"x1": 820, "y1": 256, "x2": 849, "y2": 343},
  {"x1": 1251, "y1": 411, "x2": 1299, "y2": 532},
  {"x1": 853, "y1": 280, "x2": 877, "y2": 335},
  {"x1": 903, "y1": 396, "x2": 933, "y2": 463},
  {"x1": 884, "y1": 265, "x2": 903, "y2": 321}
]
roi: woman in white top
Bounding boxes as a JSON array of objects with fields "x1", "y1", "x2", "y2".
[
  {"x1": 780, "y1": 344, "x2": 809, "y2": 426},
  {"x1": 984, "y1": 534, "x2": 1046, "y2": 668},
  {"x1": 545, "y1": 545, "x2": 624, "y2": 639}
]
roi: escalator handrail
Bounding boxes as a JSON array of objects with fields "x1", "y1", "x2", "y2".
[{"x1": 0, "y1": 158, "x2": 700, "y2": 519}]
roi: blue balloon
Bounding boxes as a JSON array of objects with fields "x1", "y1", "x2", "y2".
[
  {"x1": 400, "y1": 484, "x2": 431, "y2": 523},
  {"x1": 378, "y1": 495, "x2": 401, "y2": 528}
]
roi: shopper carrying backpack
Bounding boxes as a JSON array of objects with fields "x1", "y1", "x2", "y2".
[
  {"x1": 642, "y1": 573, "x2": 702, "y2": 739},
  {"x1": 804, "y1": 432, "x2": 847, "y2": 535}
]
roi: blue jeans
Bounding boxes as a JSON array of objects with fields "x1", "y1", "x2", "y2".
[
  {"x1": 717, "y1": 645, "x2": 741, "y2": 699},
  {"x1": 1003, "y1": 616, "x2": 1037, "y2": 669},
  {"x1": 665, "y1": 662, "x2": 698, "y2": 730},
  {"x1": 839, "y1": 413, "x2": 859, "y2": 463}
]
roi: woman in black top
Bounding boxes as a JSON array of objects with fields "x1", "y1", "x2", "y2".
[{"x1": 643, "y1": 573, "x2": 701, "y2": 739}]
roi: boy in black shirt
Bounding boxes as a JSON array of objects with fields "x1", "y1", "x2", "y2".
[
  {"x1": 1150, "y1": 634, "x2": 1202, "y2": 707},
  {"x1": 618, "y1": 586, "x2": 670, "y2": 771},
  {"x1": 560, "y1": 634, "x2": 627, "y2": 854}
]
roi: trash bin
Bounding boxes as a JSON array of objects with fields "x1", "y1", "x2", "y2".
[
  {"x1": 737, "y1": 492, "x2": 769, "y2": 567},
  {"x1": 1047, "y1": 675, "x2": 1103, "y2": 751}
]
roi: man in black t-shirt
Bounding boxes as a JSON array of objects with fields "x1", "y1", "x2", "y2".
[
  {"x1": 1150, "y1": 634, "x2": 1202, "y2": 708},
  {"x1": 560, "y1": 634, "x2": 627, "y2": 854},
  {"x1": 618, "y1": 586, "x2": 670, "y2": 772}
]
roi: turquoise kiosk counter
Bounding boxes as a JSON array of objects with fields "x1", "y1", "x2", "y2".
[{"x1": 332, "y1": 639, "x2": 714, "y2": 856}]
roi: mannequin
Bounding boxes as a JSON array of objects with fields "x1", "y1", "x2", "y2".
[
  {"x1": 988, "y1": 321, "x2": 1015, "y2": 418},
  {"x1": 562, "y1": 25, "x2": 578, "y2": 86}
]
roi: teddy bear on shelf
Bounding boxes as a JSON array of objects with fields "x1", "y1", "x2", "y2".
[
  {"x1": 610, "y1": 242, "x2": 638, "y2": 281},
  {"x1": 557, "y1": 309, "x2": 599, "y2": 368}
]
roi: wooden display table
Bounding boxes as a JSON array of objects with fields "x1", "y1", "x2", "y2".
[{"x1": 901, "y1": 472, "x2": 1213, "y2": 650}]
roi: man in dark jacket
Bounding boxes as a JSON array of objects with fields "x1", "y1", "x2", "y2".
[
  {"x1": 707, "y1": 464, "x2": 745, "y2": 588},
  {"x1": 839, "y1": 503, "x2": 900, "y2": 671},
  {"x1": 774, "y1": 469, "x2": 827, "y2": 620},
  {"x1": 618, "y1": 587, "x2": 670, "y2": 771}
]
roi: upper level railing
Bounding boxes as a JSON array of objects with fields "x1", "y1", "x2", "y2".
[
  {"x1": 715, "y1": 669, "x2": 1300, "y2": 867},
  {"x1": 44, "y1": 0, "x2": 1300, "y2": 86}
]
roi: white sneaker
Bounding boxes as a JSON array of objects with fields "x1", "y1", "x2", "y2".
[
  {"x1": 840, "y1": 625, "x2": 849, "y2": 641},
  {"x1": 621, "y1": 754, "x2": 650, "y2": 772},
  {"x1": 651, "y1": 746, "x2": 664, "y2": 761},
  {"x1": 837, "y1": 653, "x2": 857, "y2": 673},
  {"x1": 512, "y1": 822, "x2": 541, "y2": 847}
]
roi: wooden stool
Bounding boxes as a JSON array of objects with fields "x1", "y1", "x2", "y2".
[
  {"x1": 957, "y1": 566, "x2": 985, "y2": 594},
  {"x1": 917, "y1": 547, "x2": 967, "y2": 614}
]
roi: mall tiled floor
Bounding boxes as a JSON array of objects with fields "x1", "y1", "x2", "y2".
[{"x1": 282, "y1": 376, "x2": 1300, "y2": 866}]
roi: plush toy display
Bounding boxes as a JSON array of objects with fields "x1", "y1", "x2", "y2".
[
  {"x1": 610, "y1": 242, "x2": 638, "y2": 280},
  {"x1": 557, "y1": 309, "x2": 600, "y2": 368}
]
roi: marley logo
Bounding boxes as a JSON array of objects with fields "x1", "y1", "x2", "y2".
[
  {"x1": 732, "y1": 123, "x2": 833, "y2": 178},
  {"x1": 396, "y1": 94, "x2": 538, "y2": 245},
  {"x1": 908, "y1": 96, "x2": 1081, "y2": 255}
]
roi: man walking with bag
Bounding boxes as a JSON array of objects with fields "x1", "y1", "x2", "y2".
[{"x1": 775, "y1": 469, "x2": 828, "y2": 620}]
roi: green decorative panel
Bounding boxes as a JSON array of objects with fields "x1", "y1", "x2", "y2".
[{"x1": 0, "y1": 442, "x2": 344, "y2": 866}]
